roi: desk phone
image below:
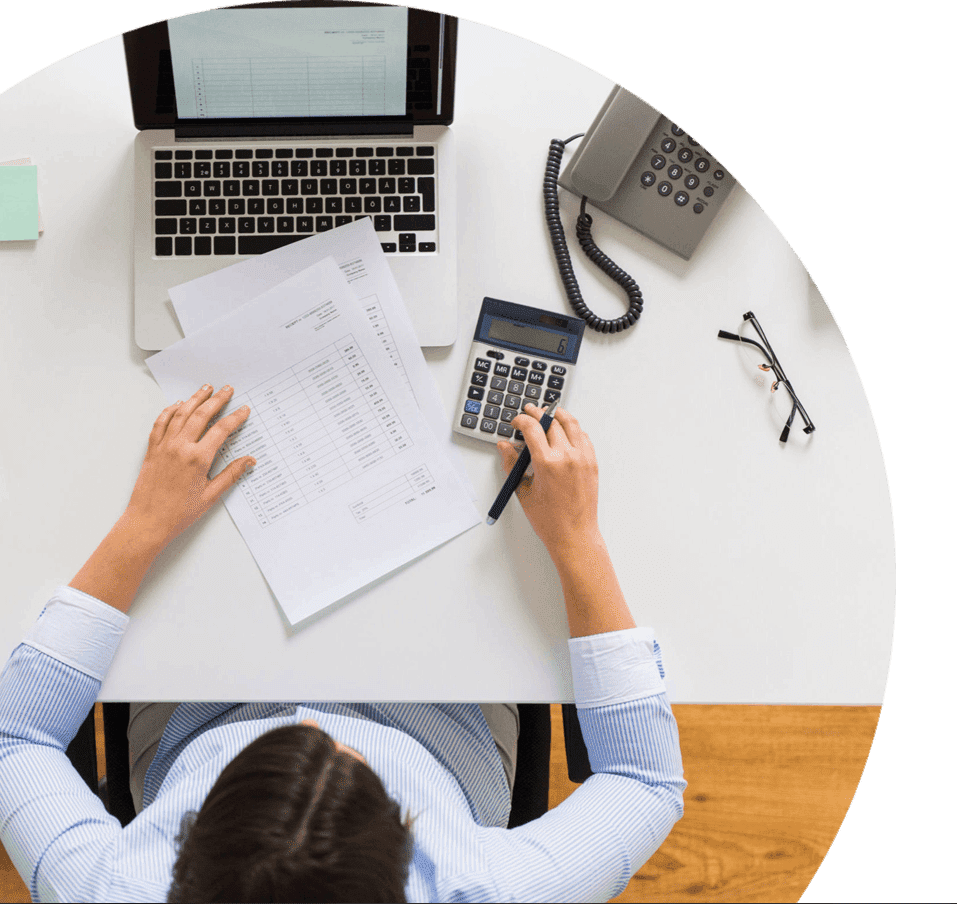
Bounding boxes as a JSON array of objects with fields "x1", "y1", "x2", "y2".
[{"x1": 453, "y1": 297, "x2": 585, "y2": 444}]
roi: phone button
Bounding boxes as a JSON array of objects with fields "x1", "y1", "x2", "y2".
[
  {"x1": 651, "y1": 154, "x2": 666, "y2": 170},
  {"x1": 658, "y1": 181, "x2": 673, "y2": 196},
  {"x1": 674, "y1": 191, "x2": 690, "y2": 206},
  {"x1": 684, "y1": 174, "x2": 700, "y2": 190},
  {"x1": 678, "y1": 148, "x2": 694, "y2": 163},
  {"x1": 641, "y1": 172, "x2": 656, "y2": 187},
  {"x1": 693, "y1": 203, "x2": 705, "y2": 214},
  {"x1": 695, "y1": 157, "x2": 711, "y2": 173},
  {"x1": 703, "y1": 186, "x2": 715, "y2": 197},
  {"x1": 661, "y1": 138, "x2": 677, "y2": 153},
  {"x1": 668, "y1": 164, "x2": 683, "y2": 179}
]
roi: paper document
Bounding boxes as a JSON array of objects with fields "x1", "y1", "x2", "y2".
[
  {"x1": 0, "y1": 162, "x2": 39, "y2": 241},
  {"x1": 148, "y1": 257, "x2": 479, "y2": 624},
  {"x1": 169, "y1": 218, "x2": 472, "y2": 499}
]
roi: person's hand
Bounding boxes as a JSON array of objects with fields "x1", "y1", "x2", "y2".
[
  {"x1": 496, "y1": 404, "x2": 601, "y2": 557},
  {"x1": 123, "y1": 384, "x2": 255, "y2": 550}
]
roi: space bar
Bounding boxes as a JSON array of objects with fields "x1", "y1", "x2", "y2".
[{"x1": 238, "y1": 234, "x2": 307, "y2": 255}]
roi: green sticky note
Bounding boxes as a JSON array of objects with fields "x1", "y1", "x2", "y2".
[{"x1": 0, "y1": 165, "x2": 39, "y2": 241}]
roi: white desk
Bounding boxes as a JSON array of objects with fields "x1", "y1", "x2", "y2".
[{"x1": 0, "y1": 21, "x2": 893, "y2": 703}]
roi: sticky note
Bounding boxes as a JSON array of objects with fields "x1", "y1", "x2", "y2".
[{"x1": 0, "y1": 165, "x2": 39, "y2": 240}]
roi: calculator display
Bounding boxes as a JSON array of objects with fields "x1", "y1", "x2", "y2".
[{"x1": 487, "y1": 319, "x2": 568, "y2": 355}]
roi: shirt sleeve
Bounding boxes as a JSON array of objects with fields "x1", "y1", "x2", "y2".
[
  {"x1": 452, "y1": 629, "x2": 685, "y2": 903},
  {"x1": 0, "y1": 586, "x2": 130, "y2": 902}
]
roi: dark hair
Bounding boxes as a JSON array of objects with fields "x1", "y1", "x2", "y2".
[{"x1": 167, "y1": 723, "x2": 412, "y2": 903}]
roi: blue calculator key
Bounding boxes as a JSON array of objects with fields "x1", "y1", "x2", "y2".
[{"x1": 464, "y1": 400, "x2": 482, "y2": 414}]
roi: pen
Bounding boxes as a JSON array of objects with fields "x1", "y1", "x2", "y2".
[{"x1": 487, "y1": 398, "x2": 560, "y2": 525}]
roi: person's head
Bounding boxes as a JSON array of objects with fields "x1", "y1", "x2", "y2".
[{"x1": 167, "y1": 722, "x2": 413, "y2": 903}]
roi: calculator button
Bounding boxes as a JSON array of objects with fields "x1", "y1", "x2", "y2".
[
  {"x1": 547, "y1": 375, "x2": 565, "y2": 390},
  {"x1": 500, "y1": 409, "x2": 517, "y2": 423},
  {"x1": 684, "y1": 174, "x2": 699, "y2": 190},
  {"x1": 651, "y1": 154, "x2": 666, "y2": 170},
  {"x1": 484, "y1": 405, "x2": 501, "y2": 419},
  {"x1": 490, "y1": 376, "x2": 507, "y2": 391},
  {"x1": 514, "y1": 430, "x2": 524, "y2": 442},
  {"x1": 703, "y1": 186, "x2": 715, "y2": 197},
  {"x1": 494, "y1": 363, "x2": 510, "y2": 377},
  {"x1": 464, "y1": 400, "x2": 482, "y2": 414},
  {"x1": 487, "y1": 390, "x2": 504, "y2": 405},
  {"x1": 470, "y1": 372, "x2": 488, "y2": 387},
  {"x1": 695, "y1": 157, "x2": 711, "y2": 172},
  {"x1": 511, "y1": 367, "x2": 528, "y2": 380},
  {"x1": 507, "y1": 380, "x2": 525, "y2": 395},
  {"x1": 531, "y1": 360, "x2": 547, "y2": 371},
  {"x1": 487, "y1": 350, "x2": 505, "y2": 359},
  {"x1": 543, "y1": 390, "x2": 561, "y2": 404},
  {"x1": 480, "y1": 418, "x2": 497, "y2": 433},
  {"x1": 514, "y1": 356, "x2": 530, "y2": 367},
  {"x1": 674, "y1": 191, "x2": 690, "y2": 206},
  {"x1": 693, "y1": 203, "x2": 705, "y2": 213},
  {"x1": 460, "y1": 414, "x2": 478, "y2": 429},
  {"x1": 474, "y1": 358, "x2": 491, "y2": 372},
  {"x1": 504, "y1": 394, "x2": 522, "y2": 409},
  {"x1": 527, "y1": 371, "x2": 544, "y2": 385},
  {"x1": 551, "y1": 365, "x2": 567, "y2": 375},
  {"x1": 467, "y1": 386, "x2": 485, "y2": 401},
  {"x1": 524, "y1": 385, "x2": 541, "y2": 400},
  {"x1": 641, "y1": 172, "x2": 656, "y2": 187},
  {"x1": 497, "y1": 423, "x2": 514, "y2": 438}
]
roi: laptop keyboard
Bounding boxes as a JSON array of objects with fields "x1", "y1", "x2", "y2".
[{"x1": 152, "y1": 144, "x2": 437, "y2": 257}]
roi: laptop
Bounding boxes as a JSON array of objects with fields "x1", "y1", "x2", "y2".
[{"x1": 125, "y1": 1, "x2": 458, "y2": 351}]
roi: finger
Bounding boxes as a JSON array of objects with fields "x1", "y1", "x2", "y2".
[
  {"x1": 497, "y1": 439, "x2": 519, "y2": 473},
  {"x1": 203, "y1": 456, "x2": 256, "y2": 506},
  {"x1": 148, "y1": 400, "x2": 182, "y2": 448},
  {"x1": 551, "y1": 408, "x2": 590, "y2": 450},
  {"x1": 183, "y1": 385, "x2": 235, "y2": 443},
  {"x1": 514, "y1": 403, "x2": 570, "y2": 452},
  {"x1": 200, "y1": 403, "x2": 251, "y2": 454},
  {"x1": 167, "y1": 384, "x2": 215, "y2": 436},
  {"x1": 496, "y1": 440, "x2": 534, "y2": 502}
]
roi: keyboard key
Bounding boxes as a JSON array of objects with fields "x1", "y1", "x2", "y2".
[
  {"x1": 310, "y1": 160, "x2": 328, "y2": 177},
  {"x1": 373, "y1": 215, "x2": 391, "y2": 231},
  {"x1": 194, "y1": 236, "x2": 211, "y2": 255},
  {"x1": 185, "y1": 181, "x2": 201, "y2": 196},
  {"x1": 375, "y1": 147, "x2": 394, "y2": 156},
  {"x1": 335, "y1": 215, "x2": 353, "y2": 226},
  {"x1": 407, "y1": 159, "x2": 435, "y2": 175},
  {"x1": 359, "y1": 178, "x2": 376, "y2": 194},
  {"x1": 334, "y1": 147, "x2": 353, "y2": 157},
  {"x1": 257, "y1": 216, "x2": 275, "y2": 233},
  {"x1": 254, "y1": 148, "x2": 273, "y2": 158},
  {"x1": 267, "y1": 198, "x2": 284, "y2": 214},
  {"x1": 209, "y1": 198, "x2": 226, "y2": 215},
  {"x1": 291, "y1": 160, "x2": 308, "y2": 177},
  {"x1": 175, "y1": 236, "x2": 192, "y2": 255},
  {"x1": 295, "y1": 148, "x2": 313, "y2": 157},
  {"x1": 155, "y1": 181, "x2": 183, "y2": 197},
  {"x1": 345, "y1": 197, "x2": 362, "y2": 213},
  {"x1": 418, "y1": 242, "x2": 436, "y2": 252},
  {"x1": 394, "y1": 214, "x2": 436, "y2": 231},
  {"x1": 253, "y1": 161, "x2": 269, "y2": 177},
  {"x1": 248, "y1": 198, "x2": 265, "y2": 214},
  {"x1": 203, "y1": 181, "x2": 221, "y2": 196},
  {"x1": 330, "y1": 160, "x2": 347, "y2": 176},
  {"x1": 296, "y1": 216, "x2": 314, "y2": 232},
  {"x1": 218, "y1": 217, "x2": 236, "y2": 233},
  {"x1": 398, "y1": 178, "x2": 415, "y2": 193},
  {"x1": 235, "y1": 149, "x2": 253, "y2": 159},
  {"x1": 388, "y1": 159, "x2": 406, "y2": 175},
  {"x1": 320, "y1": 179, "x2": 337, "y2": 195},
  {"x1": 261, "y1": 180, "x2": 279, "y2": 196},
  {"x1": 238, "y1": 234, "x2": 307, "y2": 254},
  {"x1": 306, "y1": 197, "x2": 323, "y2": 213},
  {"x1": 277, "y1": 217, "x2": 294, "y2": 233},
  {"x1": 214, "y1": 235, "x2": 236, "y2": 254},
  {"x1": 174, "y1": 162, "x2": 191, "y2": 178},
  {"x1": 232, "y1": 161, "x2": 249, "y2": 177},
  {"x1": 416, "y1": 146, "x2": 435, "y2": 156},
  {"x1": 300, "y1": 179, "x2": 318, "y2": 195},
  {"x1": 195, "y1": 150, "x2": 213, "y2": 160},
  {"x1": 419, "y1": 177, "x2": 435, "y2": 211},
  {"x1": 155, "y1": 236, "x2": 173, "y2": 255},
  {"x1": 380, "y1": 242, "x2": 397, "y2": 252},
  {"x1": 315, "y1": 148, "x2": 333, "y2": 158},
  {"x1": 155, "y1": 199, "x2": 186, "y2": 216},
  {"x1": 155, "y1": 150, "x2": 173, "y2": 160},
  {"x1": 242, "y1": 180, "x2": 260, "y2": 195},
  {"x1": 199, "y1": 218, "x2": 216, "y2": 234},
  {"x1": 349, "y1": 160, "x2": 367, "y2": 176},
  {"x1": 271, "y1": 161, "x2": 288, "y2": 177},
  {"x1": 223, "y1": 181, "x2": 241, "y2": 196},
  {"x1": 484, "y1": 405, "x2": 501, "y2": 419},
  {"x1": 470, "y1": 372, "x2": 488, "y2": 387},
  {"x1": 238, "y1": 217, "x2": 255, "y2": 233},
  {"x1": 384, "y1": 196, "x2": 401, "y2": 212},
  {"x1": 316, "y1": 216, "x2": 333, "y2": 231},
  {"x1": 379, "y1": 177, "x2": 396, "y2": 193},
  {"x1": 287, "y1": 198, "x2": 303, "y2": 213},
  {"x1": 340, "y1": 178, "x2": 357, "y2": 194},
  {"x1": 188, "y1": 199, "x2": 206, "y2": 215},
  {"x1": 179, "y1": 217, "x2": 197, "y2": 234},
  {"x1": 275, "y1": 148, "x2": 293, "y2": 158},
  {"x1": 369, "y1": 159, "x2": 386, "y2": 176},
  {"x1": 397, "y1": 146, "x2": 414, "y2": 156},
  {"x1": 155, "y1": 162, "x2": 172, "y2": 179},
  {"x1": 215, "y1": 148, "x2": 233, "y2": 159},
  {"x1": 174, "y1": 149, "x2": 193, "y2": 159},
  {"x1": 356, "y1": 147, "x2": 374, "y2": 157},
  {"x1": 212, "y1": 162, "x2": 230, "y2": 178},
  {"x1": 402, "y1": 196, "x2": 421, "y2": 212},
  {"x1": 325, "y1": 197, "x2": 342, "y2": 213},
  {"x1": 155, "y1": 218, "x2": 178, "y2": 235},
  {"x1": 194, "y1": 162, "x2": 211, "y2": 178},
  {"x1": 364, "y1": 197, "x2": 382, "y2": 213}
]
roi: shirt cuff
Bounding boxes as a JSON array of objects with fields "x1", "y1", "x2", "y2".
[
  {"x1": 22, "y1": 585, "x2": 130, "y2": 682},
  {"x1": 568, "y1": 627, "x2": 666, "y2": 708}
]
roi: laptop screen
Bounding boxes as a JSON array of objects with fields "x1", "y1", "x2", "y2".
[{"x1": 124, "y1": 2, "x2": 456, "y2": 131}]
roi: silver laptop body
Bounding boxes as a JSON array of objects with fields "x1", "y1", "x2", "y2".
[{"x1": 126, "y1": 5, "x2": 457, "y2": 350}]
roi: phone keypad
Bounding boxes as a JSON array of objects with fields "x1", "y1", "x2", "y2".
[
  {"x1": 637, "y1": 121, "x2": 729, "y2": 219},
  {"x1": 454, "y1": 345, "x2": 571, "y2": 444}
]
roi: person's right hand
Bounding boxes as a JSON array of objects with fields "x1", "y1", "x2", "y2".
[{"x1": 496, "y1": 404, "x2": 601, "y2": 557}]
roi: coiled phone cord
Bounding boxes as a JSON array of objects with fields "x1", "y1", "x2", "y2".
[{"x1": 544, "y1": 135, "x2": 644, "y2": 333}]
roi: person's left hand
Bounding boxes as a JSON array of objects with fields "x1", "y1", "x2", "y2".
[{"x1": 123, "y1": 384, "x2": 255, "y2": 549}]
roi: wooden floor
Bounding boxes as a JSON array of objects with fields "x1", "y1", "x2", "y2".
[{"x1": 1, "y1": 704, "x2": 879, "y2": 902}]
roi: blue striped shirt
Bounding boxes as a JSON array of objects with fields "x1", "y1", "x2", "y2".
[{"x1": 0, "y1": 586, "x2": 685, "y2": 902}]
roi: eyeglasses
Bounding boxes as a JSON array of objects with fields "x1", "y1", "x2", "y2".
[{"x1": 718, "y1": 311, "x2": 815, "y2": 443}]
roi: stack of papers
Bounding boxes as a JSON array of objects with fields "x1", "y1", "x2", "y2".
[{"x1": 148, "y1": 219, "x2": 479, "y2": 624}]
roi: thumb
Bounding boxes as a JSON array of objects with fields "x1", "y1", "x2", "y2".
[
  {"x1": 497, "y1": 440, "x2": 518, "y2": 473},
  {"x1": 206, "y1": 457, "x2": 256, "y2": 502}
]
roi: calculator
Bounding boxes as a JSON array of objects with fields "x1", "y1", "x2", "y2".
[{"x1": 453, "y1": 297, "x2": 586, "y2": 444}]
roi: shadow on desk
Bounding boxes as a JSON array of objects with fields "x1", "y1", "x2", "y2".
[{"x1": 0, "y1": 704, "x2": 879, "y2": 903}]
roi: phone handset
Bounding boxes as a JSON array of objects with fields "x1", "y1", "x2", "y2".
[
  {"x1": 544, "y1": 132, "x2": 645, "y2": 334},
  {"x1": 564, "y1": 86, "x2": 660, "y2": 202}
]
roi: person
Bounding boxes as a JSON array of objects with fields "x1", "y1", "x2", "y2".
[{"x1": 0, "y1": 384, "x2": 685, "y2": 902}]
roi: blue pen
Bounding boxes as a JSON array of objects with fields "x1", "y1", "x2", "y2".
[{"x1": 487, "y1": 398, "x2": 560, "y2": 525}]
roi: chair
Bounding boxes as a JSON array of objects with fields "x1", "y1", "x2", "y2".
[{"x1": 66, "y1": 702, "x2": 592, "y2": 829}]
